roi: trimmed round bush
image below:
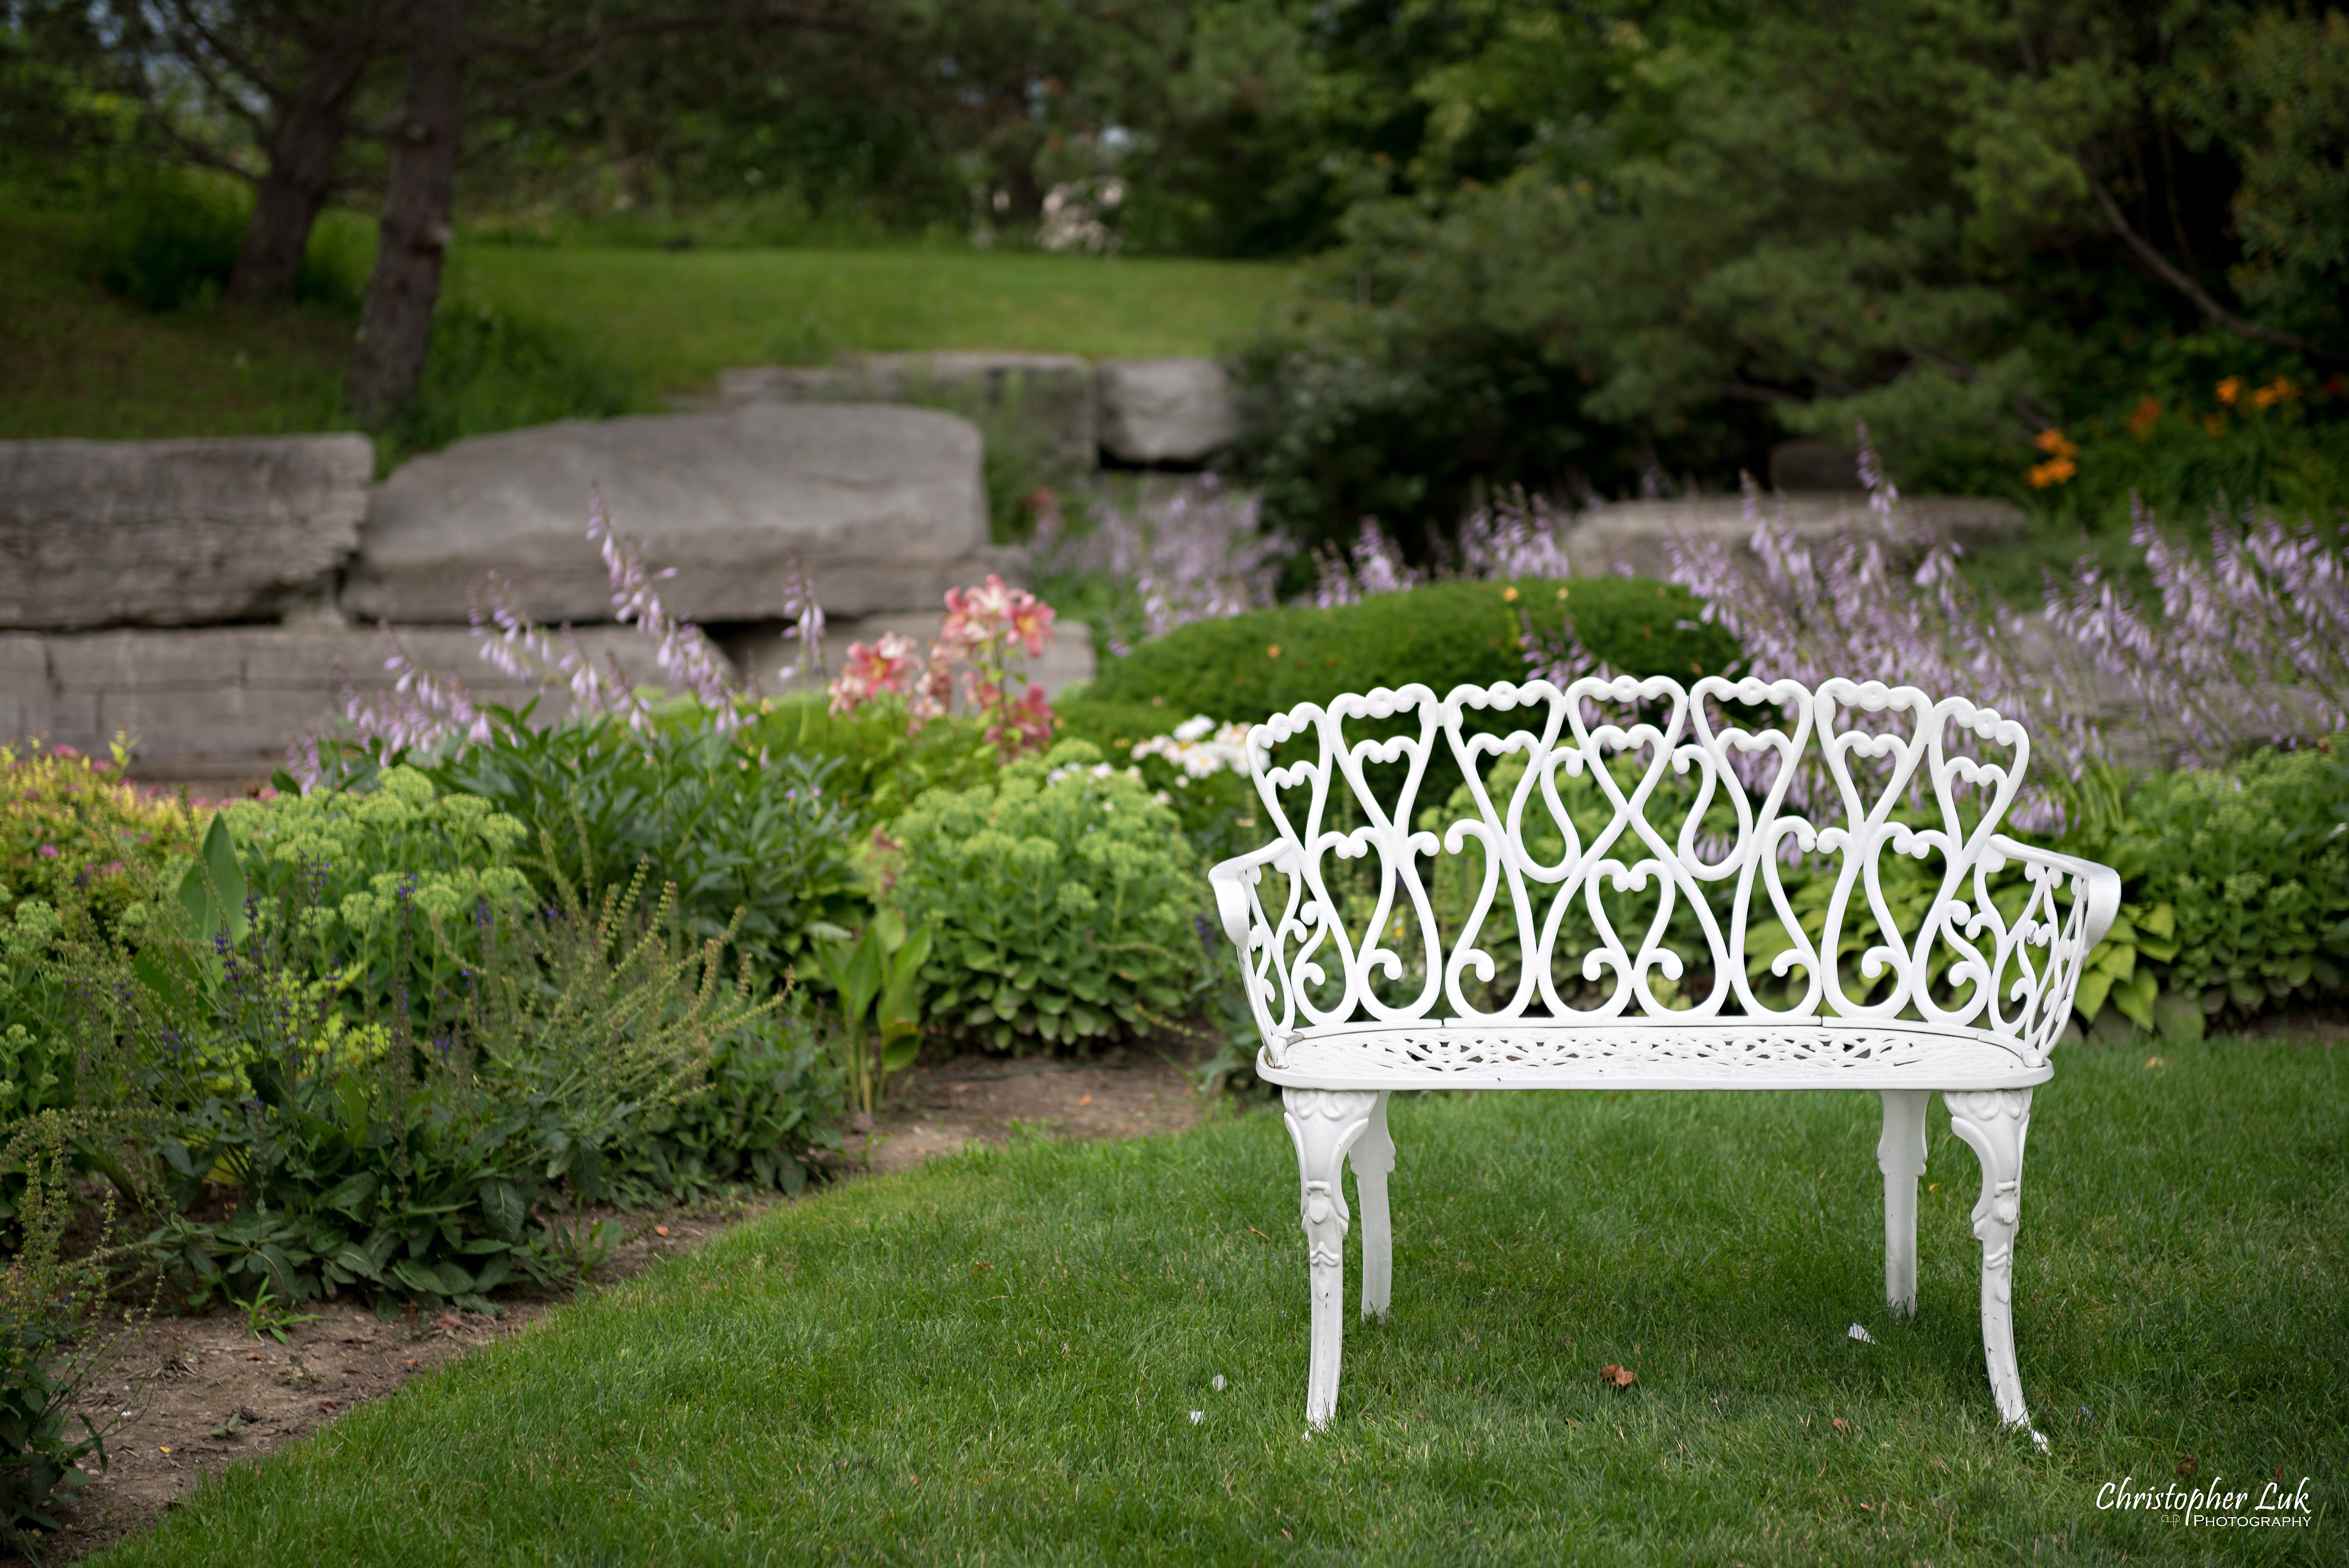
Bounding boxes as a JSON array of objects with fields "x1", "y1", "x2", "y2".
[{"x1": 1081, "y1": 577, "x2": 1743, "y2": 722}]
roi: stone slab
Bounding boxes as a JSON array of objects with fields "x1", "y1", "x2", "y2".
[
  {"x1": 13, "y1": 627, "x2": 727, "y2": 781},
  {"x1": 718, "y1": 352, "x2": 1099, "y2": 477},
  {"x1": 1565, "y1": 492, "x2": 2028, "y2": 579},
  {"x1": 346, "y1": 404, "x2": 1015, "y2": 624},
  {"x1": 0, "y1": 434, "x2": 372, "y2": 630},
  {"x1": 1095, "y1": 358, "x2": 1240, "y2": 466}
]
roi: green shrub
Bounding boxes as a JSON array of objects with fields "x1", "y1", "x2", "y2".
[
  {"x1": 606, "y1": 1012, "x2": 841, "y2": 1205},
  {"x1": 80, "y1": 169, "x2": 247, "y2": 313},
  {"x1": 884, "y1": 739, "x2": 1199, "y2": 1051},
  {"x1": 337, "y1": 711, "x2": 863, "y2": 982},
  {"x1": 379, "y1": 302, "x2": 650, "y2": 463},
  {"x1": 0, "y1": 1112, "x2": 138, "y2": 1536},
  {"x1": 2064, "y1": 743, "x2": 2349, "y2": 1041},
  {"x1": 1083, "y1": 578, "x2": 1743, "y2": 723},
  {"x1": 220, "y1": 766, "x2": 533, "y2": 1034}
]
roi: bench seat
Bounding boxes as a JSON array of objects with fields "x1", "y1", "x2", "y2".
[{"x1": 1258, "y1": 1019, "x2": 2055, "y2": 1092}]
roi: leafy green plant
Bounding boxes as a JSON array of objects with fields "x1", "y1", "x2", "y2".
[
  {"x1": 810, "y1": 910, "x2": 930, "y2": 1118},
  {"x1": 884, "y1": 739, "x2": 1199, "y2": 1052},
  {"x1": 79, "y1": 169, "x2": 248, "y2": 313},
  {"x1": 232, "y1": 1277, "x2": 322, "y2": 1345},
  {"x1": 606, "y1": 1012, "x2": 842, "y2": 1204},
  {"x1": 0, "y1": 1111, "x2": 143, "y2": 1538},
  {"x1": 397, "y1": 713, "x2": 863, "y2": 981},
  {"x1": 2064, "y1": 743, "x2": 2349, "y2": 1041}
]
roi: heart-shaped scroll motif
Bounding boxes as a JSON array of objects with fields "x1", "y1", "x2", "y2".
[
  {"x1": 1809, "y1": 682, "x2": 2029, "y2": 1023},
  {"x1": 1221, "y1": 674, "x2": 2050, "y2": 1046}
]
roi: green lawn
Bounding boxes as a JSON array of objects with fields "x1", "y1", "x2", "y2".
[
  {"x1": 445, "y1": 245, "x2": 1298, "y2": 393},
  {"x1": 0, "y1": 206, "x2": 1297, "y2": 445},
  {"x1": 91, "y1": 1033, "x2": 2343, "y2": 1565}
]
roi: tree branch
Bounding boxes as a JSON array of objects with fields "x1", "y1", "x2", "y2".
[{"x1": 2087, "y1": 173, "x2": 2341, "y2": 364}]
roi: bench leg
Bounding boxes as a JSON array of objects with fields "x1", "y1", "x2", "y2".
[
  {"x1": 1945, "y1": 1088, "x2": 2041, "y2": 1441},
  {"x1": 1283, "y1": 1088, "x2": 1380, "y2": 1428},
  {"x1": 1351, "y1": 1092, "x2": 1396, "y2": 1322},
  {"x1": 1877, "y1": 1089, "x2": 1931, "y2": 1317}
]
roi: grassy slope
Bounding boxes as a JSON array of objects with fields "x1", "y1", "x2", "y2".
[
  {"x1": 446, "y1": 246, "x2": 1297, "y2": 394},
  {"x1": 0, "y1": 206, "x2": 1296, "y2": 443},
  {"x1": 0, "y1": 210, "x2": 354, "y2": 441},
  {"x1": 93, "y1": 1035, "x2": 2344, "y2": 1566}
]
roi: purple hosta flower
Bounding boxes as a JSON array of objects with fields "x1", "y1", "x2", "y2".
[
  {"x1": 1456, "y1": 488, "x2": 1574, "y2": 581},
  {"x1": 1040, "y1": 474, "x2": 1288, "y2": 652},
  {"x1": 2046, "y1": 500, "x2": 2349, "y2": 768},
  {"x1": 773, "y1": 554, "x2": 829, "y2": 693},
  {"x1": 588, "y1": 488, "x2": 741, "y2": 729},
  {"x1": 1654, "y1": 425, "x2": 2092, "y2": 830},
  {"x1": 1314, "y1": 518, "x2": 1420, "y2": 607}
]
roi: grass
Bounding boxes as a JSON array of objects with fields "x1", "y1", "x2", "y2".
[
  {"x1": 442, "y1": 244, "x2": 1297, "y2": 392},
  {"x1": 0, "y1": 209, "x2": 353, "y2": 442},
  {"x1": 0, "y1": 204, "x2": 1297, "y2": 448},
  {"x1": 88, "y1": 1032, "x2": 2342, "y2": 1565}
]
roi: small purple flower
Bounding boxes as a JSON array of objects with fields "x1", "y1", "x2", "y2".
[{"x1": 36, "y1": 844, "x2": 58, "y2": 859}]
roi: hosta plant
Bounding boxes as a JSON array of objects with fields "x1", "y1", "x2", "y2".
[{"x1": 885, "y1": 740, "x2": 1199, "y2": 1051}]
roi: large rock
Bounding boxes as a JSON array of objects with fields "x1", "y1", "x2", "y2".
[
  {"x1": 1095, "y1": 358, "x2": 1239, "y2": 466},
  {"x1": 717, "y1": 352, "x2": 1098, "y2": 477},
  {"x1": 345, "y1": 404, "x2": 1018, "y2": 625},
  {"x1": 19, "y1": 626, "x2": 722, "y2": 784},
  {"x1": 0, "y1": 435, "x2": 372, "y2": 630},
  {"x1": 1565, "y1": 492, "x2": 2028, "y2": 579}
]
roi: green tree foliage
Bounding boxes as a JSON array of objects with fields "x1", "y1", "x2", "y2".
[{"x1": 1217, "y1": 0, "x2": 2349, "y2": 554}]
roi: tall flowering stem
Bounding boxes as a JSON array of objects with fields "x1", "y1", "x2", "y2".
[
  {"x1": 827, "y1": 575, "x2": 1060, "y2": 759},
  {"x1": 1650, "y1": 430, "x2": 2094, "y2": 835},
  {"x1": 1036, "y1": 474, "x2": 1287, "y2": 652},
  {"x1": 2045, "y1": 502, "x2": 2349, "y2": 768},
  {"x1": 296, "y1": 492, "x2": 806, "y2": 784}
]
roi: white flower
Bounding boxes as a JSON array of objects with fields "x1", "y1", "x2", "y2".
[{"x1": 1173, "y1": 714, "x2": 1215, "y2": 743}]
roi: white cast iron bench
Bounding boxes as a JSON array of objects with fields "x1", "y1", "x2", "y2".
[{"x1": 1208, "y1": 675, "x2": 2119, "y2": 1436}]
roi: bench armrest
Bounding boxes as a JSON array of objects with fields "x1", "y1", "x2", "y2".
[
  {"x1": 1207, "y1": 842, "x2": 1292, "y2": 951},
  {"x1": 1984, "y1": 835, "x2": 2124, "y2": 952}
]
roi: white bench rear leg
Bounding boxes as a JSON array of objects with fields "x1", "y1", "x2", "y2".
[
  {"x1": 1283, "y1": 1088, "x2": 1380, "y2": 1427},
  {"x1": 1877, "y1": 1089, "x2": 1931, "y2": 1316},
  {"x1": 1351, "y1": 1092, "x2": 1396, "y2": 1321},
  {"x1": 1945, "y1": 1089, "x2": 2039, "y2": 1437}
]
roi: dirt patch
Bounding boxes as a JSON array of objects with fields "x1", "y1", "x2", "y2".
[{"x1": 11, "y1": 1040, "x2": 1216, "y2": 1563}]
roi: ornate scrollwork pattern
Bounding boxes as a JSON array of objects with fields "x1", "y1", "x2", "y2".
[{"x1": 1208, "y1": 676, "x2": 2120, "y2": 1075}]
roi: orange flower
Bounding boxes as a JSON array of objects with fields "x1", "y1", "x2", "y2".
[
  {"x1": 2033, "y1": 427, "x2": 2078, "y2": 458},
  {"x1": 2251, "y1": 376, "x2": 2299, "y2": 410},
  {"x1": 2127, "y1": 396, "x2": 2162, "y2": 441},
  {"x1": 2027, "y1": 456, "x2": 2077, "y2": 489},
  {"x1": 2216, "y1": 376, "x2": 2244, "y2": 406}
]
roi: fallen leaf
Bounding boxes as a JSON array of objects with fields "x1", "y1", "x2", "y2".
[
  {"x1": 245, "y1": 1352, "x2": 264, "y2": 1361},
  {"x1": 1566, "y1": 1418, "x2": 1581, "y2": 1428},
  {"x1": 159, "y1": 1445, "x2": 170, "y2": 1454},
  {"x1": 1078, "y1": 1094, "x2": 1093, "y2": 1107},
  {"x1": 1600, "y1": 1365, "x2": 1636, "y2": 1388},
  {"x1": 2177, "y1": 1454, "x2": 2198, "y2": 1477},
  {"x1": 973, "y1": 1261, "x2": 994, "y2": 1271},
  {"x1": 404, "y1": 1358, "x2": 419, "y2": 1369},
  {"x1": 2145, "y1": 1056, "x2": 2165, "y2": 1069},
  {"x1": 317, "y1": 1400, "x2": 337, "y2": 1414},
  {"x1": 1833, "y1": 1418, "x2": 1850, "y2": 1433},
  {"x1": 654, "y1": 1226, "x2": 672, "y2": 1237}
]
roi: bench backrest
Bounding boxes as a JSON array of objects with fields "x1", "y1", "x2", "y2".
[{"x1": 1223, "y1": 674, "x2": 2094, "y2": 1056}]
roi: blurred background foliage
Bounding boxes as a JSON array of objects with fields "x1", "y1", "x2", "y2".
[{"x1": 0, "y1": 0, "x2": 2344, "y2": 560}]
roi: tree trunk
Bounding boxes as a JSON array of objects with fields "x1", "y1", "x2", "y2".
[
  {"x1": 347, "y1": 0, "x2": 467, "y2": 428},
  {"x1": 224, "y1": 26, "x2": 376, "y2": 308}
]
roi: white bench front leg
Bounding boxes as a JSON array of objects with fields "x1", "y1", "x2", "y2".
[
  {"x1": 1351, "y1": 1092, "x2": 1396, "y2": 1321},
  {"x1": 1945, "y1": 1088, "x2": 2037, "y2": 1434},
  {"x1": 1283, "y1": 1088, "x2": 1380, "y2": 1427},
  {"x1": 1877, "y1": 1089, "x2": 1931, "y2": 1316}
]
